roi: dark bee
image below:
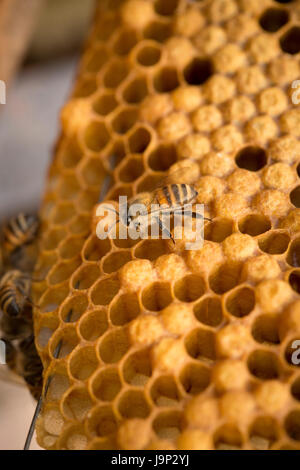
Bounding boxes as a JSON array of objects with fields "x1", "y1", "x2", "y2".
[
  {"x1": 0, "y1": 270, "x2": 31, "y2": 317},
  {"x1": 0, "y1": 269, "x2": 42, "y2": 399},
  {"x1": 0, "y1": 270, "x2": 43, "y2": 401},
  {"x1": 19, "y1": 335, "x2": 43, "y2": 401},
  {"x1": 3, "y1": 213, "x2": 39, "y2": 256},
  {"x1": 0, "y1": 212, "x2": 42, "y2": 450},
  {"x1": 0, "y1": 334, "x2": 43, "y2": 400},
  {"x1": 0, "y1": 312, "x2": 32, "y2": 341}
]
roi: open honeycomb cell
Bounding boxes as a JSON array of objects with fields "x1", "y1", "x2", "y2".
[{"x1": 32, "y1": 0, "x2": 300, "y2": 450}]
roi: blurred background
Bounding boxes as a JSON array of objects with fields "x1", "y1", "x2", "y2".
[{"x1": 0, "y1": 0, "x2": 95, "y2": 450}]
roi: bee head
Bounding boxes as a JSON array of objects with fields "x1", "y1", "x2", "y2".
[
  {"x1": 6, "y1": 299, "x2": 20, "y2": 317},
  {"x1": 118, "y1": 203, "x2": 131, "y2": 227},
  {"x1": 127, "y1": 206, "x2": 136, "y2": 226}
]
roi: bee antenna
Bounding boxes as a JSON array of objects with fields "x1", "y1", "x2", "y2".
[
  {"x1": 27, "y1": 297, "x2": 39, "y2": 309},
  {"x1": 99, "y1": 205, "x2": 119, "y2": 216},
  {"x1": 15, "y1": 285, "x2": 39, "y2": 309}
]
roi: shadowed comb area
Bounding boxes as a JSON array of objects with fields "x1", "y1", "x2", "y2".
[{"x1": 33, "y1": 0, "x2": 300, "y2": 450}]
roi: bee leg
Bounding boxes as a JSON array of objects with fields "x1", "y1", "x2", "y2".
[
  {"x1": 22, "y1": 295, "x2": 39, "y2": 310},
  {"x1": 155, "y1": 217, "x2": 175, "y2": 244},
  {"x1": 15, "y1": 285, "x2": 38, "y2": 310},
  {"x1": 16, "y1": 285, "x2": 31, "y2": 302},
  {"x1": 181, "y1": 211, "x2": 211, "y2": 222}
]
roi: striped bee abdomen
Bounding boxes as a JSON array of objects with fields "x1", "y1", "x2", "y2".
[
  {"x1": 156, "y1": 184, "x2": 198, "y2": 209},
  {"x1": 3, "y1": 213, "x2": 39, "y2": 254},
  {"x1": 0, "y1": 270, "x2": 31, "y2": 317},
  {"x1": 0, "y1": 285, "x2": 20, "y2": 316}
]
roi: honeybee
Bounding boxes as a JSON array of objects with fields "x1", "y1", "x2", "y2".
[
  {"x1": 0, "y1": 270, "x2": 32, "y2": 317},
  {"x1": 0, "y1": 269, "x2": 42, "y2": 398},
  {"x1": 0, "y1": 309, "x2": 32, "y2": 341},
  {"x1": 3, "y1": 213, "x2": 39, "y2": 256},
  {"x1": 0, "y1": 334, "x2": 43, "y2": 401},
  {"x1": 100, "y1": 182, "x2": 211, "y2": 243},
  {"x1": 19, "y1": 335, "x2": 43, "y2": 401},
  {"x1": 0, "y1": 212, "x2": 43, "y2": 449},
  {"x1": 2, "y1": 213, "x2": 39, "y2": 272}
]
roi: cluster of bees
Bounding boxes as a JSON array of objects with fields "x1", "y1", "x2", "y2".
[{"x1": 0, "y1": 213, "x2": 43, "y2": 400}]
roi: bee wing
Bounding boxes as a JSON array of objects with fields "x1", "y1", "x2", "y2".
[
  {"x1": 128, "y1": 162, "x2": 199, "y2": 215},
  {"x1": 141, "y1": 164, "x2": 199, "y2": 193},
  {"x1": 165, "y1": 162, "x2": 200, "y2": 185}
]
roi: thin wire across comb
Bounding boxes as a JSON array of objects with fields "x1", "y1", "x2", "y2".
[{"x1": 24, "y1": 292, "x2": 78, "y2": 450}]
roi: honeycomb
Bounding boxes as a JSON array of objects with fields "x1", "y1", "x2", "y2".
[{"x1": 32, "y1": 0, "x2": 300, "y2": 450}]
